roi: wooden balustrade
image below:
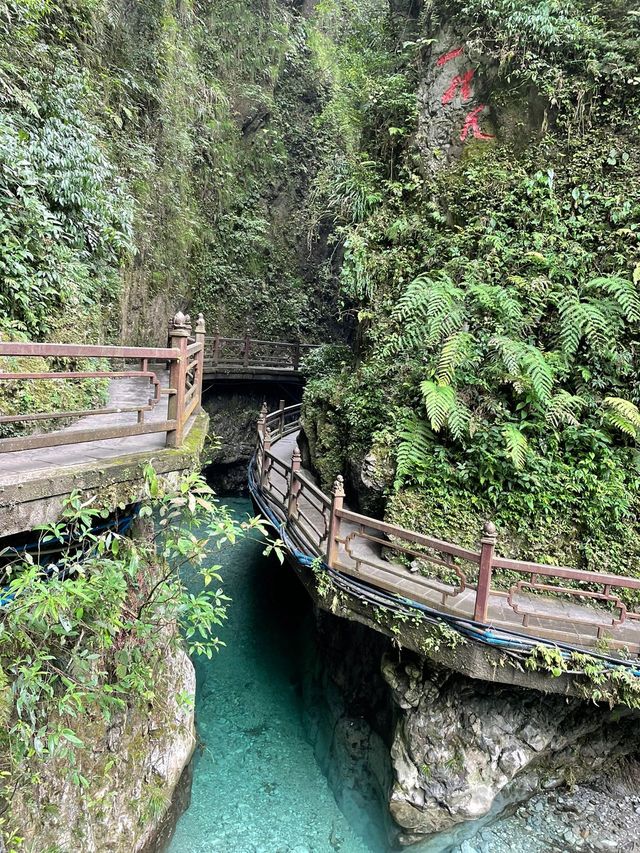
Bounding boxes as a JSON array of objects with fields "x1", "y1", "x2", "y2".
[
  {"x1": 205, "y1": 332, "x2": 317, "y2": 372},
  {"x1": 253, "y1": 403, "x2": 640, "y2": 652},
  {"x1": 0, "y1": 311, "x2": 206, "y2": 453}
]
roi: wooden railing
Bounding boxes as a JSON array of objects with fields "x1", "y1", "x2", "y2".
[
  {"x1": 204, "y1": 331, "x2": 317, "y2": 372},
  {"x1": 0, "y1": 311, "x2": 206, "y2": 453},
  {"x1": 254, "y1": 403, "x2": 640, "y2": 653}
]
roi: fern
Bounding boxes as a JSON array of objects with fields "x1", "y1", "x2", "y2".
[
  {"x1": 591, "y1": 276, "x2": 640, "y2": 323},
  {"x1": 447, "y1": 399, "x2": 471, "y2": 441},
  {"x1": 420, "y1": 381, "x2": 454, "y2": 431},
  {"x1": 389, "y1": 272, "x2": 464, "y2": 354},
  {"x1": 491, "y1": 336, "x2": 555, "y2": 401},
  {"x1": 468, "y1": 282, "x2": 524, "y2": 332},
  {"x1": 435, "y1": 332, "x2": 473, "y2": 385},
  {"x1": 557, "y1": 294, "x2": 589, "y2": 357},
  {"x1": 420, "y1": 380, "x2": 470, "y2": 440},
  {"x1": 395, "y1": 415, "x2": 434, "y2": 487},
  {"x1": 545, "y1": 391, "x2": 586, "y2": 429},
  {"x1": 502, "y1": 424, "x2": 529, "y2": 469},
  {"x1": 558, "y1": 290, "x2": 623, "y2": 356},
  {"x1": 602, "y1": 397, "x2": 640, "y2": 439}
]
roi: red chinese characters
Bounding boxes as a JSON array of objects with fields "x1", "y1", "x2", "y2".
[
  {"x1": 436, "y1": 46, "x2": 494, "y2": 143},
  {"x1": 460, "y1": 105, "x2": 494, "y2": 141},
  {"x1": 436, "y1": 46, "x2": 464, "y2": 67},
  {"x1": 441, "y1": 69, "x2": 475, "y2": 106}
]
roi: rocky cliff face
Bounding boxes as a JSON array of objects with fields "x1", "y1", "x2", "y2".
[
  {"x1": 303, "y1": 608, "x2": 640, "y2": 851},
  {"x1": 10, "y1": 647, "x2": 195, "y2": 853},
  {"x1": 202, "y1": 385, "x2": 302, "y2": 494},
  {"x1": 384, "y1": 656, "x2": 640, "y2": 851}
]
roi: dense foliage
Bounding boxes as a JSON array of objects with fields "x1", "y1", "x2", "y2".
[
  {"x1": 1, "y1": 0, "x2": 355, "y2": 349},
  {"x1": 302, "y1": 0, "x2": 640, "y2": 573},
  {"x1": 0, "y1": 470, "x2": 279, "y2": 844}
]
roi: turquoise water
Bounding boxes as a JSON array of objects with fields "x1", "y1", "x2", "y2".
[{"x1": 169, "y1": 498, "x2": 379, "y2": 853}]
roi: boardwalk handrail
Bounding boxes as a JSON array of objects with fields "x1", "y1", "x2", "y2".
[
  {"x1": 205, "y1": 330, "x2": 318, "y2": 372},
  {"x1": 0, "y1": 311, "x2": 206, "y2": 453},
  {"x1": 253, "y1": 403, "x2": 640, "y2": 654}
]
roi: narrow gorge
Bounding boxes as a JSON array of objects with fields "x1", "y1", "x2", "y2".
[{"x1": 1, "y1": 0, "x2": 640, "y2": 851}]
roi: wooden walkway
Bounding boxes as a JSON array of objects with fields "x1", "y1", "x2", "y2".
[
  {"x1": 0, "y1": 371, "x2": 179, "y2": 487},
  {"x1": 254, "y1": 404, "x2": 640, "y2": 657},
  {"x1": 203, "y1": 333, "x2": 316, "y2": 381},
  {"x1": 0, "y1": 318, "x2": 317, "y2": 488}
]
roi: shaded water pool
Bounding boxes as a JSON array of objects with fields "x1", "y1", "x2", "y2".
[{"x1": 169, "y1": 498, "x2": 383, "y2": 853}]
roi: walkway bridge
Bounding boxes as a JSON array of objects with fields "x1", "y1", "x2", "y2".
[
  {"x1": 250, "y1": 404, "x2": 640, "y2": 694},
  {"x1": 0, "y1": 314, "x2": 312, "y2": 537},
  {"x1": 202, "y1": 331, "x2": 316, "y2": 384}
]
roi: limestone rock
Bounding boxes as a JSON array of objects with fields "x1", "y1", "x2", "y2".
[
  {"x1": 382, "y1": 658, "x2": 640, "y2": 849},
  {"x1": 10, "y1": 646, "x2": 196, "y2": 853}
]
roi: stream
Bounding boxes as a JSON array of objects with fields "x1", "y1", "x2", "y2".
[{"x1": 169, "y1": 498, "x2": 386, "y2": 853}]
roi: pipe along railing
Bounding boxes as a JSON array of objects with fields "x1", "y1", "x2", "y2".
[
  {"x1": 252, "y1": 403, "x2": 640, "y2": 661},
  {"x1": 0, "y1": 311, "x2": 206, "y2": 453}
]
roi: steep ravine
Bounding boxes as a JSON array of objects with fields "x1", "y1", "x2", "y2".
[{"x1": 163, "y1": 479, "x2": 640, "y2": 853}]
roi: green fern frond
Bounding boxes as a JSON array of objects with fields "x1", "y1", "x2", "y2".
[
  {"x1": 435, "y1": 332, "x2": 473, "y2": 385},
  {"x1": 602, "y1": 396, "x2": 640, "y2": 439},
  {"x1": 490, "y1": 335, "x2": 522, "y2": 374},
  {"x1": 558, "y1": 290, "x2": 623, "y2": 356},
  {"x1": 468, "y1": 282, "x2": 524, "y2": 331},
  {"x1": 583, "y1": 300, "x2": 614, "y2": 351},
  {"x1": 395, "y1": 416, "x2": 435, "y2": 487},
  {"x1": 590, "y1": 276, "x2": 640, "y2": 323},
  {"x1": 491, "y1": 336, "x2": 555, "y2": 401},
  {"x1": 420, "y1": 381, "x2": 454, "y2": 432},
  {"x1": 420, "y1": 381, "x2": 470, "y2": 440},
  {"x1": 557, "y1": 294, "x2": 588, "y2": 357},
  {"x1": 447, "y1": 398, "x2": 471, "y2": 441},
  {"x1": 545, "y1": 391, "x2": 586, "y2": 429},
  {"x1": 390, "y1": 272, "x2": 464, "y2": 354},
  {"x1": 502, "y1": 424, "x2": 529, "y2": 469}
]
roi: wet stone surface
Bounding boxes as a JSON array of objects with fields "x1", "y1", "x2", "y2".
[{"x1": 452, "y1": 782, "x2": 640, "y2": 853}]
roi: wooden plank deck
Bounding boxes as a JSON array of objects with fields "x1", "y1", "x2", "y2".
[
  {"x1": 263, "y1": 432, "x2": 640, "y2": 655},
  {"x1": 0, "y1": 369, "x2": 197, "y2": 487}
]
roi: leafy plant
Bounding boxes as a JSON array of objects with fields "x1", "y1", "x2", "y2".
[{"x1": 0, "y1": 470, "x2": 282, "y2": 826}]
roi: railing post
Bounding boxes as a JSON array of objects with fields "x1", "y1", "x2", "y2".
[
  {"x1": 278, "y1": 398, "x2": 285, "y2": 437},
  {"x1": 195, "y1": 313, "x2": 206, "y2": 406},
  {"x1": 212, "y1": 327, "x2": 220, "y2": 366},
  {"x1": 257, "y1": 401, "x2": 268, "y2": 441},
  {"x1": 255, "y1": 402, "x2": 268, "y2": 484},
  {"x1": 326, "y1": 474, "x2": 345, "y2": 569},
  {"x1": 260, "y1": 426, "x2": 272, "y2": 489},
  {"x1": 474, "y1": 521, "x2": 497, "y2": 623},
  {"x1": 293, "y1": 341, "x2": 301, "y2": 371},
  {"x1": 167, "y1": 311, "x2": 191, "y2": 448},
  {"x1": 244, "y1": 328, "x2": 251, "y2": 367},
  {"x1": 288, "y1": 445, "x2": 302, "y2": 520}
]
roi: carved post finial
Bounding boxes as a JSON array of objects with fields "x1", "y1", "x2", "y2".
[
  {"x1": 292, "y1": 444, "x2": 301, "y2": 464},
  {"x1": 482, "y1": 520, "x2": 497, "y2": 543},
  {"x1": 195, "y1": 313, "x2": 206, "y2": 334},
  {"x1": 332, "y1": 474, "x2": 345, "y2": 498},
  {"x1": 172, "y1": 310, "x2": 187, "y2": 329}
]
